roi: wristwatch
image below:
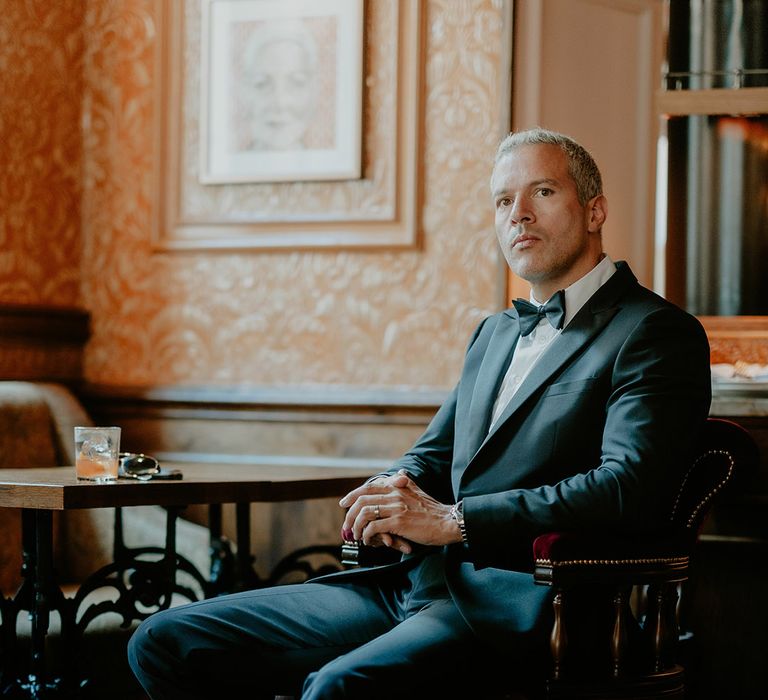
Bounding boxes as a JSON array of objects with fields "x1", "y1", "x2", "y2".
[{"x1": 450, "y1": 500, "x2": 468, "y2": 544}]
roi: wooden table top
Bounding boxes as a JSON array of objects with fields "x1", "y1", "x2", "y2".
[{"x1": 0, "y1": 463, "x2": 376, "y2": 511}]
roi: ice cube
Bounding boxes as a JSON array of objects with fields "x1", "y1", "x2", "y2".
[{"x1": 82, "y1": 434, "x2": 110, "y2": 458}]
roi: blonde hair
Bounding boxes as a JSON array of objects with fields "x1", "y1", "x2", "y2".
[{"x1": 494, "y1": 128, "x2": 603, "y2": 205}]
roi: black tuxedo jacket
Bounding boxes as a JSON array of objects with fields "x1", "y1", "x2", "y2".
[{"x1": 328, "y1": 262, "x2": 711, "y2": 651}]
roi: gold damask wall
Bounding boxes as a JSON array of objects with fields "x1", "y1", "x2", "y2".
[
  {"x1": 0, "y1": 2, "x2": 84, "y2": 306},
  {"x1": 81, "y1": 0, "x2": 507, "y2": 390},
  {"x1": 2, "y1": 0, "x2": 763, "y2": 391}
]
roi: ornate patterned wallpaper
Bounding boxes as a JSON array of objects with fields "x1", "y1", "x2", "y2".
[
  {"x1": 0, "y1": 2, "x2": 84, "y2": 306},
  {"x1": 81, "y1": 0, "x2": 507, "y2": 389},
  {"x1": 3, "y1": 0, "x2": 760, "y2": 385}
]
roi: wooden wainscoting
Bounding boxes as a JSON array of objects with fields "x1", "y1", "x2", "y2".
[{"x1": 0, "y1": 304, "x2": 90, "y2": 382}]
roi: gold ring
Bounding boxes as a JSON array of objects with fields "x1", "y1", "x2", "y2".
[{"x1": 374, "y1": 504, "x2": 381, "y2": 519}]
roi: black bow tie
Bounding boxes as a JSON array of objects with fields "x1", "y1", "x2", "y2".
[{"x1": 512, "y1": 290, "x2": 566, "y2": 336}]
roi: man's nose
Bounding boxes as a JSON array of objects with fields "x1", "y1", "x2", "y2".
[{"x1": 510, "y1": 198, "x2": 534, "y2": 225}]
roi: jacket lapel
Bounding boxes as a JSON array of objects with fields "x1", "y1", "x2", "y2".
[
  {"x1": 469, "y1": 262, "x2": 636, "y2": 463},
  {"x1": 452, "y1": 312, "x2": 520, "y2": 494}
]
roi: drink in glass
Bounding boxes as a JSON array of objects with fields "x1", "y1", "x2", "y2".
[{"x1": 74, "y1": 426, "x2": 121, "y2": 482}]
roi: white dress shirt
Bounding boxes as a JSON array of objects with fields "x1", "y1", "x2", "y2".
[{"x1": 489, "y1": 255, "x2": 617, "y2": 429}]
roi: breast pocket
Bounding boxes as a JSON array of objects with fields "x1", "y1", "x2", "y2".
[
  {"x1": 538, "y1": 376, "x2": 605, "y2": 465},
  {"x1": 542, "y1": 377, "x2": 598, "y2": 398}
]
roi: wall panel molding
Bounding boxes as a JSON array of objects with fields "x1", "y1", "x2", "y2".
[
  {"x1": 153, "y1": 0, "x2": 425, "y2": 250},
  {"x1": 80, "y1": 383, "x2": 444, "y2": 465},
  {"x1": 82, "y1": 382, "x2": 445, "y2": 412}
]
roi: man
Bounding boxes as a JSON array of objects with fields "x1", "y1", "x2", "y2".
[{"x1": 128, "y1": 129, "x2": 711, "y2": 699}]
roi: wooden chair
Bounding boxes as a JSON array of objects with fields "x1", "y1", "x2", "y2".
[{"x1": 531, "y1": 417, "x2": 759, "y2": 699}]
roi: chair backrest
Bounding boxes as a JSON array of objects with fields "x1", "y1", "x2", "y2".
[
  {"x1": 0, "y1": 381, "x2": 93, "y2": 592},
  {"x1": 669, "y1": 417, "x2": 759, "y2": 534}
]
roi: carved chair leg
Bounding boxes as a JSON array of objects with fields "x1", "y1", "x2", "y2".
[
  {"x1": 646, "y1": 583, "x2": 663, "y2": 672},
  {"x1": 550, "y1": 590, "x2": 567, "y2": 680},
  {"x1": 662, "y1": 583, "x2": 680, "y2": 670},
  {"x1": 611, "y1": 586, "x2": 631, "y2": 678},
  {"x1": 645, "y1": 582, "x2": 679, "y2": 673}
]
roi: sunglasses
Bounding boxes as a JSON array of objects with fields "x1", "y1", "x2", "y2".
[
  {"x1": 118, "y1": 453, "x2": 183, "y2": 481},
  {"x1": 118, "y1": 452, "x2": 161, "y2": 480}
]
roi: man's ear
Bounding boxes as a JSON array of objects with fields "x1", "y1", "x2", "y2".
[{"x1": 587, "y1": 194, "x2": 607, "y2": 233}]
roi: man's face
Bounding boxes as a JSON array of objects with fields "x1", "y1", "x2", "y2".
[{"x1": 490, "y1": 144, "x2": 606, "y2": 299}]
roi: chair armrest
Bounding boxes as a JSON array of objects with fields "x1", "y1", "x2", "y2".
[{"x1": 532, "y1": 532, "x2": 691, "y2": 587}]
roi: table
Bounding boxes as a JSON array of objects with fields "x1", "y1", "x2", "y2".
[{"x1": 0, "y1": 462, "x2": 374, "y2": 698}]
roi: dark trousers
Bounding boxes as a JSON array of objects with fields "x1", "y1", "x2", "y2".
[{"x1": 127, "y1": 552, "x2": 524, "y2": 699}]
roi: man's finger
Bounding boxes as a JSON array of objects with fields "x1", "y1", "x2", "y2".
[
  {"x1": 373, "y1": 531, "x2": 412, "y2": 554},
  {"x1": 390, "y1": 472, "x2": 411, "y2": 488},
  {"x1": 388, "y1": 534, "x2": 412, "y2": 554},
  {"x1": 342, "y1": 493, "x2": 389, "y2": 536},
  {"x1": 353, "y1": 503, "x2": 386, "y2": 541},
  {"x1": 338, "y1": 477, "x2": 395, "y2": 508}
]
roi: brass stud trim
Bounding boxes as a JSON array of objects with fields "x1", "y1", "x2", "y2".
[
  {"x1": 535, "y1": 555, "x2": 689, "y2": 567},
  {"x1": 669, "y1": 449, "x2": 735, "y2": 528}
]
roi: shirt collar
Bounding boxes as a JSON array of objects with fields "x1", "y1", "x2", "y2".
[{"x1": 530, "y1": 255, "x2": 616, "y2": 329}]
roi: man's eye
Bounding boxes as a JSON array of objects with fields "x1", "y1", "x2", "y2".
[
  {"x1": 497, "y1": 197, "x2": 512, "y2": 208},
  {"x1": 537, "y1": 188, "x2": 554, "y2": 197}
]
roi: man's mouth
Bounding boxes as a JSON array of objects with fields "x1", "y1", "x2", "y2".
[{"x1": 513, "y1": 233, "x2": 539, "y2": 249}]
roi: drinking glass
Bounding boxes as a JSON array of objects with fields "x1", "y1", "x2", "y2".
[{"x1": 74, "y1": 426, "x2": 121, "y2": 482}]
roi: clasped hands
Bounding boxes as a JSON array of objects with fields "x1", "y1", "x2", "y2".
[{"x1": 339, "y1": 470, "x2": 462, "y2": 554}]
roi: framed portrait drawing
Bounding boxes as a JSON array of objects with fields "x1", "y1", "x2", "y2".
[{"x1": 200, "y1": 0, "x2": 364, "y2": 184}]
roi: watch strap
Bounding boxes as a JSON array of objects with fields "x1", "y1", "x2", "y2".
[{"x1": 450, "y1": 500, "x2": 468, "y2": 544}]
